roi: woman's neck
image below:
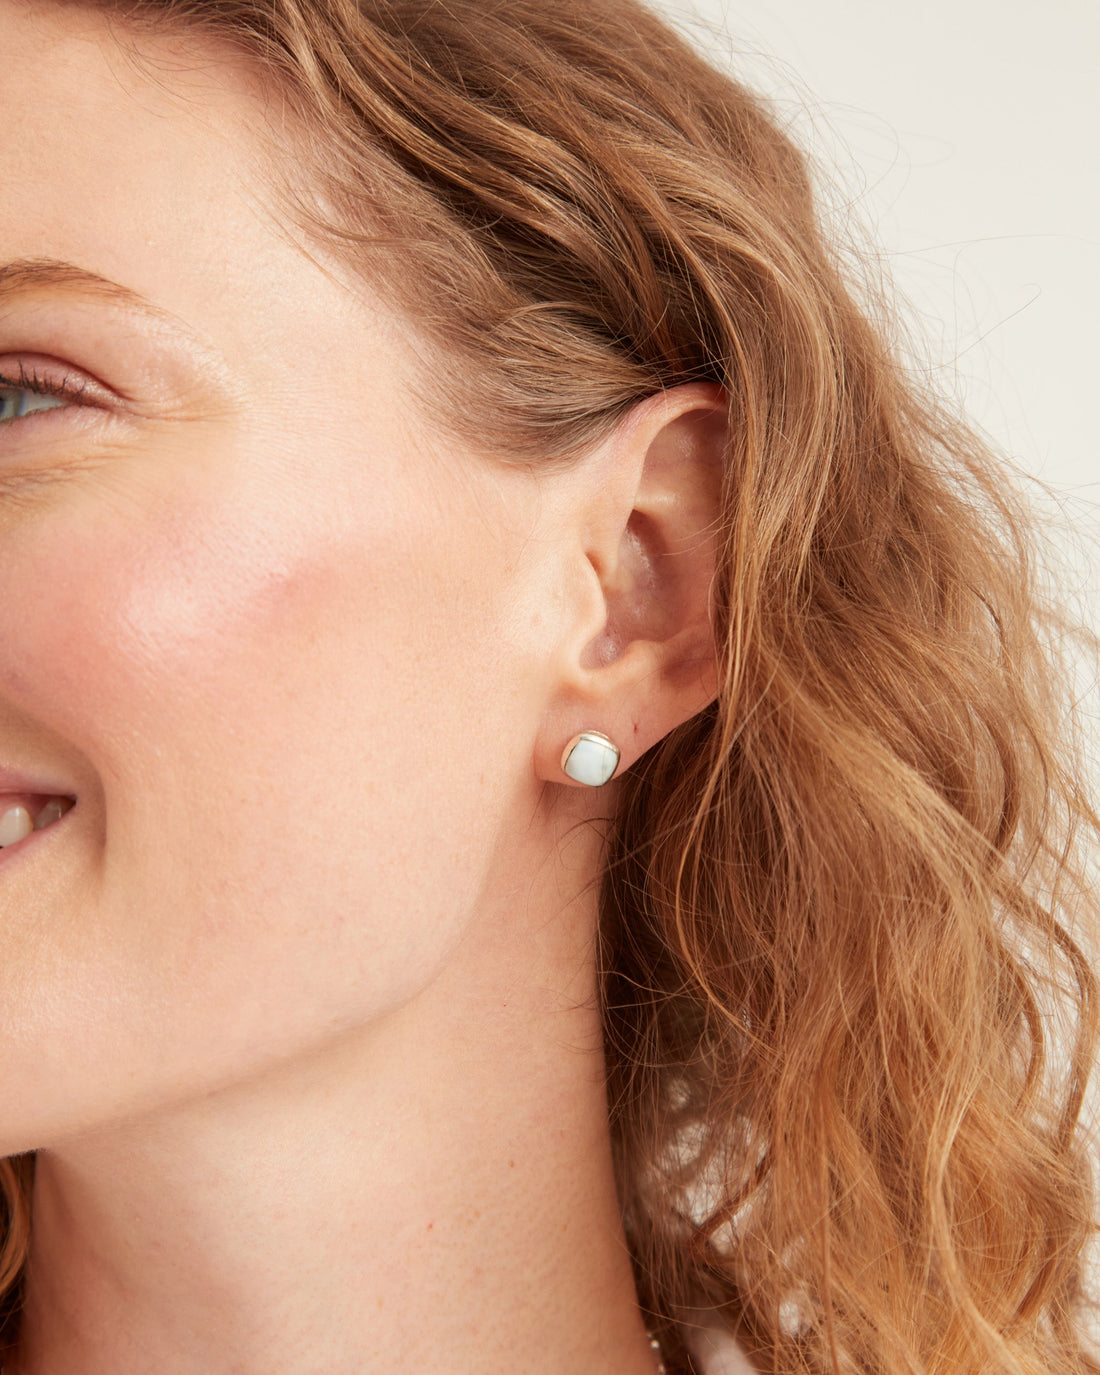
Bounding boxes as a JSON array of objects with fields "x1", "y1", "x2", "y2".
[{"x1": 14, "y1": 850, "x2": 660, "y2": 1374}]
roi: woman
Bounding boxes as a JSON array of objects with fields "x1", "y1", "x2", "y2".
[{"x1": 0, "y1": 0, "x2": 1096, "y2": 1371}]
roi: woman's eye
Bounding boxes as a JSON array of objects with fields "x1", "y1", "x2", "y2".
[
  {"x1": 0, "y1": 386, "x2": 68, "y2": 423},
  {"x1": 0, "y1": 376, "x2": 80, "y2": 423}
]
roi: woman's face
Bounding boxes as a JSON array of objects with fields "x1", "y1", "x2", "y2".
[{"x1": 0, "y1": 1, "x2": 571, "y2": 1149}]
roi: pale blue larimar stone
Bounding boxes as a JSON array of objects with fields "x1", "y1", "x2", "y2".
[{"x1": 563, "y1": 732, "x2": 620, "y2": 786}]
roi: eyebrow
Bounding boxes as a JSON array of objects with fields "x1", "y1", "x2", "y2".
[{"x1": 0, "y1": 257, "x2": 185, "y2": 329}]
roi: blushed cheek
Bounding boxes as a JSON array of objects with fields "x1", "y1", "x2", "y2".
[{"x1": 0, "y1": 482, "x2": 364, "y2": 751}]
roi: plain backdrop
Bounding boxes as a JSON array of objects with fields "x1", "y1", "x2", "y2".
[{"x1": 650, "y1": 0, "x2": 1099, "y2": 724}]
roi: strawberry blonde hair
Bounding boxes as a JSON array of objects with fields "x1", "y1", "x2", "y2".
[{"x1": 3, "y1": 1, "x2": 1099, "y2": 1370}]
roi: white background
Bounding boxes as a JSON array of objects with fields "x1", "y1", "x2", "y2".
[{"x1": 652, "y1": 0, "x2": 1099, "y2": 733}]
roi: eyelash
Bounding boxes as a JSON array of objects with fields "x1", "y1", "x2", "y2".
[{"x1": 0, "y1": 361, "x2": 90, "y2": 420}]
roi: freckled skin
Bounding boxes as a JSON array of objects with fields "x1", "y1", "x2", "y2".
[{"x1": 0, "y1": 0, "x2": 552, "y2": 1146}]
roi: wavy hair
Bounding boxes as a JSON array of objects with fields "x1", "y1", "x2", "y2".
[{"x1": 5, "y1": 0, "x2": 1099, "y2": 1370}]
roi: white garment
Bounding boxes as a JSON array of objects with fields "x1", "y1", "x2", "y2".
[{"x1": 685, "y1": 1319, "x2": 759, "y2": 1375}]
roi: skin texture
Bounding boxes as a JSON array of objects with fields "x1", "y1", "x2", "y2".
[{"x1": 0, "y1": 4, "x2": 723, "y2": 1371}]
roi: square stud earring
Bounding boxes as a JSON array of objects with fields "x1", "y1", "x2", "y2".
[{"x1": 561, "y1": 731, "x2": 621, "y2": 786}]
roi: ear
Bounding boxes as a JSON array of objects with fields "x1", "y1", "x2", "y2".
[{"x1": 535, "y1": 383, "x2": 726, "y2": 788}]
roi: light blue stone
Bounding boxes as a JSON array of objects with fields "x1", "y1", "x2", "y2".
[{"x1": 563, "y1": 733, "x2": 619, "y2": 786}]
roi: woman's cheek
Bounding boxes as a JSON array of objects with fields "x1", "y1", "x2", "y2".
[
  {"x1": 0, "y1": 447, "x2": 409, "y2": 747},
  {"x1": 0, "y1": 501, "x2": 280, "y2": 739}
]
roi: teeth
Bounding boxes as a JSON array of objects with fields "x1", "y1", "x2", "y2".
[
  {"x1": 0, "y1": 796, "x2": 74, "y2": 848},
  {"x1": 0, "y1": 806, "x2": 33, "y2": 847},
  {"x1": 34, "y1": 797, "x2": 73, "y2": 831}
]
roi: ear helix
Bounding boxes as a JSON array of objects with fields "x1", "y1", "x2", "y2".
[{"x1": 561, "y1": 731, "x2": 621, "y2": 787}]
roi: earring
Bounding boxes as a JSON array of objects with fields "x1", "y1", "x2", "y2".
[{"x1": 561, "y1": 730, "x2": 621, "y2": 787}]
